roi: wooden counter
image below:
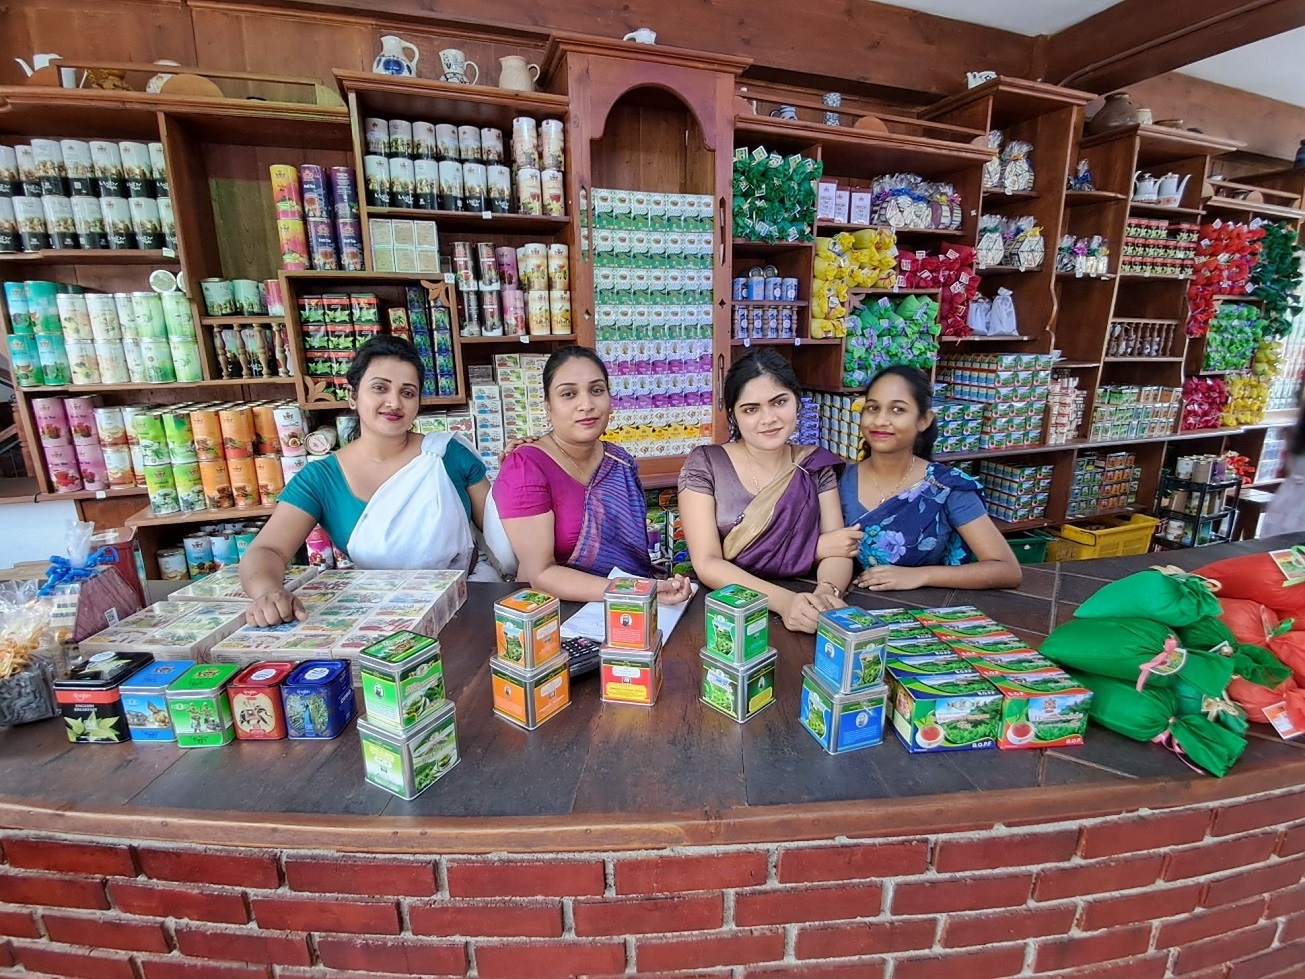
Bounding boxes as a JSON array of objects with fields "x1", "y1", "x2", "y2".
[{"x1": 1, "y1": 538, "x2": 1303, "y2": 979}]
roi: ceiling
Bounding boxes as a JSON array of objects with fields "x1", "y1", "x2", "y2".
[{"x1": 873, "y1": 0, "x2": 1305, "y2": 107}]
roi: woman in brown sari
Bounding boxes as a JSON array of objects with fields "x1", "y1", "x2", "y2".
[{"x1": 679, "y1": 349, "x2": 853, "y2": 633}]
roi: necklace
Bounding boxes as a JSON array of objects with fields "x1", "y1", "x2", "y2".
[
  {"x1": 548, "y1": 430, "x2": 597, "y2": 483},
  {"x1": 740, "y1": 442, "x2": 792, "y2": 493},
  {"x1": 865, "y1": 458, "x2": 917, "y2": 505}
]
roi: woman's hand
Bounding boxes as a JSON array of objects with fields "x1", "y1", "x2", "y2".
[
  {"x1": 816, "y1": 524, "x2": 863, "y2": 561},
  {"x1": 655, "y1": 574, "x2": 693, "y2": 606},
  {"x1": 855, "y1": 564, "x2": 930, "y2": 592},
  {"x1": 781, "y1": 591, "x2": 836, "y2": 633},
  {"x1": 245, "y1": 588, "x2": 306, "y2": 627}
]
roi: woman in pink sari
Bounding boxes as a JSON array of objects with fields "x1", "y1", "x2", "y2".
[{"x1": 679, "y1": 349, "x2": 853, "y2": 633}]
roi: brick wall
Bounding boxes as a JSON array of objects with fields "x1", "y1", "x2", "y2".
[{"x1": 1, "y1": 785, "x2": 1303, "y2": 978}]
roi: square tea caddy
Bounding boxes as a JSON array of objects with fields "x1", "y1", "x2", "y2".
[
  {"x1": 603, "y1": 577, "x2": 658, "y2": 650},
  {"x1": 799, "y1": 665, "x2": 887, "y2": 754},
  {"x1": 699, "y1": 648, "x2": 777, "y2": 723},
  {"x1": 703, "y1": 585, "x2": 769, "y2": 665},
  {"x1": 814, "y1": 606, "x2": 888, "y2": 693},
  {"x1": 494, "y1": 589, "x2": 561, "y2": 669},
  {"x1": 359, "y1": 630, "x2": 445, "y2": 734},
  {"x1": 358, "y1": 700, "x2": 459, "y2": 800},
  {"x1": 54, "y1": 651, "x2": 154, "y2": 744},
  {"x1": 228, "y1": 661, "x2": 295, "y2": 740},
  {"x1": 282, "y1": 660, "x2": 356, "y2": 739},
  {"x1": 166, "y1": 663, "x2": 239, "y2": 748},
  {"x1": 490, "y1": 653, "x2": 570, "y2": 730},
  {"x1": 120, "y1": 659, "x2": 195, "y2": 742}
]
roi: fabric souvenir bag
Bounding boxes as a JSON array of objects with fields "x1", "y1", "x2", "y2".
[
  {"x1": 40, "y1": 522, "x2": 143, "y2": 644},
  {"x1": 1073, "y1": 567, "x2": 1222, "y2": 627}
]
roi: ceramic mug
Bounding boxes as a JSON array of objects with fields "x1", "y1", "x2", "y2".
[
  {"x1": 966, "y1": 70, "x2": 997, "y2": 88},
  {"x1": 439, "y1": 49, "x2": 479, "y2": 84},
  {"x1": 623, "y1": 28, "x2": 657, "y2": 44},
  {"x1": 769, "y1": 105, "x2": 797, "y2": 120},
  {"x1": 822, "y1": 91, "x2": 842, "y2": 127}
]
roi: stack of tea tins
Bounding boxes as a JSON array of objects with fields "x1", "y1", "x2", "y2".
[{"x1": 798, "y1": 607, "x2": 890, "y2": 754}]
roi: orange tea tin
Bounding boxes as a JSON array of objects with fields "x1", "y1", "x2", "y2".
[
  {"x1": 490, "y1": 654, "x2": 569, "y2": 730},
  {"x1": 493, "y1": 589, "x2": 561, "y2": 670}
]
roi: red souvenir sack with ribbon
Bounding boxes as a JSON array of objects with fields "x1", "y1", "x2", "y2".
[{"x1": 39, "y1": 522, "x2": 144, "y2": 643}]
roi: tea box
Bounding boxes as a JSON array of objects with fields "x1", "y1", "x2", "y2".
[
  {"x1": 703, "y1": 585, "x2": 769, "y2": 665},
  {"x1": 699, "y1": 647, "x2": 777, "y2": 723},
  {"x1": 120, "y1": 659, "x2": 194, "y2": 742},
  {"x1": 53, "y1": 651, "x2": 154, "y2": 743},
  {"x1": 964, "y1": 651, "x2": 1060, "y2": 677},
  {"x1": 79, "y1": 601, "x2": 248, "y2": 659},
  {"x1": 494, "y1": 589, "x2": 561, "y2": 670},
  {"x1": 599, "y1": 635, "x2": 663, "y2": 706},
  {"x1": 986, "y1": 670, "x2": 1093, "y2": 749},
  {"x1": 603, "y1": 577, "x2": 658, "y2": 650},
  {"x1": 166, "y1": 662, "x2": 239, "y2": 748},
  {"x1": 814, "y1": 607, "x2": 888, "y2": 692},
  {"x1": 358, "y1": 701, "x2": 459, "y2": 800},
  {"x1": 947, "y1": 636, "x2": 1040, "y2": 657},
  {"x1": 228, "y1": 661, "x2": 295, "y2": 739},
  {"x1": 799, "y1": 665, "x2": 888, "y2": 754},
  {"x1": 359, "y1": 631, "x2": 445, "y2": 733},
  {"x1": 491, "y1": 654, "x2": 570, "y2": 730},
  {"x1": 883, "y1": 652, "x2": 970, "y2": 676},
  {"x1": 282, "y1": 659, "x2": 356, "y2": 739},
  {"x1": 169, "y1": 564, "x2": 319, "y2": 603},
  {"x1": 885, "y1": 635, "x2": 955, "y2": 658},
  {"x1": 888, "y1": 670, "x2": 1001, "y2": 753}
]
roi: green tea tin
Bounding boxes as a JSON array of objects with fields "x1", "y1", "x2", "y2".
[
  {"x1": 703, "y1": 585, "x2": 769, "y2": 664},
  {"x1": 166, "y1": 663, "x2": 239, "y2": 747},
  {"x1": 699, "y1": 647, "x2": 776, "y2": 722},
  {"x1": 359, "y1": 630, "x2": 445, "y2": 733},
  {"x1": 358, "y1": 700, "x2": 459, "y2": 800}
]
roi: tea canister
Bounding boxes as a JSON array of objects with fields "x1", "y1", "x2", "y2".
[
  {"x1": 228, "y1": 660, "x2": 295, "y2": 740},
  {"x1": 490, "y1": 653, "x2": 569, "y2": 730},
  {"x1": 120, "y1": 659, "x2": 194, "y2": 742},
  {"x1": 799, "y1": 665, "x2": 887, "y2": 754},
  {"x1": 359, "y1": 700, "x2": 459, "y2": 800},
  {"x1": 603, "y1": 576, "x2": 658, "y2": 650},
  {"x1": 599, "y1": 635, "x2": 663, "y2": 707},
  {"x1": 359, "y1": 630, "x2": 445, "y2": 733},
  {"x1": 699, "y1": 648, "x2": 776, "y2": 723},
  {"x1": 703, "y1": 585, "x2": 769, "y2": 665},
  {"x1": 53, "y1": 651, "x2": 154, "y2": 743},
  {"x1": 494, "y1": 589, "x2": 561, "y2": 670},
  {"x1": 166, "y1": 662, "x2": 239, "y2": 748},
  {"x1": 282, "y1": 659, "x2": 356, "y2": 739},
  {"x1": 814, "y1": 606, "x2": 889, "y2": 693}
]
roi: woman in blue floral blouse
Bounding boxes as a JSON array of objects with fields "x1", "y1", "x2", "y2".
[{"x1": 835, "y1": 366, "x2": 1021, "y2": 592}]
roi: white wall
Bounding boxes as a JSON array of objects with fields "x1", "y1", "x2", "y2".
[{"x1": 0, "y1": 499, "x2": 79, "y2": 566}]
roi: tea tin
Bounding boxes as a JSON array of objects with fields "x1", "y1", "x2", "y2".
[
  {"x1": 887, "y1": 669, "x2": 1000, "y2": 753},
  {"x1": 799, "y1": 666, "x2": 887, "y2": 754},
  {"x1": 53, "y1": 651, "x2": 154, "y2": 743},
  {"x1": 814, "y1": 606, "x2": 888, "y2": 693},
  {"x1": 494, "y1": 589, "x2": 561, "y2": 670},
  {"x1": 166, "y1": 662, "x2": 240, "y2": 748},
  {"x1": 490, "y1": 653, "x2": 570, "y2": 730},
  {"x1": 599, "y1": 635, "x2": 663, "y2": 707},
  {"x1": 603, "y1": 576, "x2": 658, "y2": 650},
  {"x1": 703, "y1": 585, "x2": 769, "y2": 665},
  {"x1": 282, "y1": 659, "x2": 356, "y2": 739},
  {"x1": 359, "y1": 630, "x2": 445, "y2": 733},
  {"x1": 699, "y1": 647, "x2": 777, "y2": 723},
  {"x1": 120, "y1": 659, "x2": 195, "y2": 742},
  {"x1": 228, "y1": 660, "x2": 295, "y2": 740},
  {"x1": 359, "y1": 701, "x2": 459, "y2": 800}
]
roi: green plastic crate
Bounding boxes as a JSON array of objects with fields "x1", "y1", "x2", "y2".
[{"x1": 1005, "y1": 529, "x2": 1055, "y2": 565}]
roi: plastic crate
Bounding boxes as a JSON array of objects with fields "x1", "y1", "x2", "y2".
[
  {"x1": 1052, "y1": 513, "x2": 1162, "y2": 559},
  {"x1": 1044, "y1": 534, "x2": 1088, "y2": 563},
  {"x1": 1006, "y1": 529, "x2": 1055, "y2": 565}
]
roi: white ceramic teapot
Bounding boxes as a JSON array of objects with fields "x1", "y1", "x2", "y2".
[
  {"x1": 498, "y1": 56, "x2": 539, "y2": 92},
  {"x1": 1157, "y1": 172, "x2": 1191, "y2": 208},
  {"x1": 373, "y1": 35, "x2": 419, "y2": 77},
  {"x1": 14, "y1": 53, "x2": 60, "y2": 76},
  {"x1": 1133, "y1": 171, "x2": 1160, "y2": 202}
]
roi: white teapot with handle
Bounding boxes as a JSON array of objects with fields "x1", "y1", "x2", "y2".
[
  {"x1": 1133, "y1": 171, "x2": 1160, "y2": 202},
  {"x1": 1157, "y1": 172, "x2": 1191, "y2": 208}
]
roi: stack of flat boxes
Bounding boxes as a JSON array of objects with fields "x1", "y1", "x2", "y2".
[
  {"x1": 1067, "y1": 451, "x2": 1140, "y2": 517},
  {"x1": 493, "y1": 352, "x2": 547, "y2": 446},
  {"x1": 1089, "y1": 385, "x2": 1181, "y2": 442},
  {"x1": 814, "y1": 392, "x2": 862, "y2": 460},
  {"x1": 413, "y1": 410, "x2": 475, "y2": 444},
  {"x1": 1046, "y1": 375, "x2": 1086, "y2": 444},
  {"x1": 368, "y1": 218, "x2": 441, "y2": 274},
  {"x1": 936, "y1": 354, "x2": 1053, "y2": 450},
  {"x1": 933, "y1": 397, "x2": 984, "y2": 455},
  {"x1": 977, "y1": 461, "x2": 1052, "y2": 524},
  {"x1": 467, "y1": 376, "x2": 505, "y2": 480}
]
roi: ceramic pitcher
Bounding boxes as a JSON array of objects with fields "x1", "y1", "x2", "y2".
[
  {"x1": 373, "y1": 35, "x2": 419, "y2": 77},
  {"x1": 498, "y1": 56, "x2": 539, "y2": 92}
]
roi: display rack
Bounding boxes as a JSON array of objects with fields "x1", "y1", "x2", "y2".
[{"x1": 1152, "y1": 474, "x2": 1242, "y2": 549}]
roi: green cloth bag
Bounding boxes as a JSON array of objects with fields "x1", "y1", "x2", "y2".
[
  {"x1": 1074, "y1": 569, "x2": 1222, "y2": 627},
  {"x1": 1171, "y1": 677, "x2": 1249, "y2": 736},
  {"x1": 1067, "y1": 670, "x2": 1246, "y2": 777},
  {"x1": 1040, "y1": 617, "x2": 1234, "y2": 698},
  {"x1": 1175, "y1": 616, "x2": 1293, "y2": 688}
]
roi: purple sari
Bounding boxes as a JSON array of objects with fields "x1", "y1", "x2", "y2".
[{"x1": 567, "y1": 445, "x2": 655, "y2": 578}]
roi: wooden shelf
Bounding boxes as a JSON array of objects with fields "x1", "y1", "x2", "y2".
[
  {"x1": 731, "y1": 300, "x2": 809, "y2": 307},
  {"x1": 20, "y1": 377, "x2": 295, "y2": 393},
  {"x1": 730, "y1": 337, "x2": 840, "y2": 346},
  {"x1": 977, "y1": 265, "x2": 1042, "y2": 276},
  {"x1": 940, "y1": 334, "x2": 1035, "y2": 343},
  {"x1": 1126, "y1": 202, "x2": 1204, "y2": 218},
  {"x1": 848, "y1": 287, "x2": 941, "y2": 296},
  {"x1": 200, "y1": 316, "x2": 288, "y2": 327},
  {"x1": 993, "y1": 517, "x2": 1051, "y2": 532},
  {"x1": 0, "y1": 477, "x2": 39, "y2": 505},
  {"x1": 1063, "y1": 190, "x2": 1127, "y2": 207},
  {"x1": 982, "y1": 188, "x2": 1039, "y2": 202},
  {"x1": 1212, "y1": 294, "x2": 1263, "y2": 304},
  {"x1": 732, "y1": 238, "x2": 814, "y2": 252},
  {"x1": 1203, "y1": 197, "x2": 1305, "y2": 221},
  {"x1": 1103, "y1": 356, "x2": 1184, "y2": 363},
  {"x1": 458, "y1": 333, "x2": 577, "y2": 344},
  {"x1": 38, "y1": 486, "x2": 147, "y2": 503},
  {"x1": 0, "y1": 249, "x2": 178, "y2": 266},
  {"x1": 1052, "y1": 360, "x2": 1099, "y2": 369},
  {"x1": 336, "y1": 70, "x2": 569, "y2": 126},
  {"x1": 816, "y1": 222, "x2": 965, "y2": 237},
  {"x1": 1056, "y1": 271, "x2": 1115, "y2": 281},
  {"x1": 1064, "y1": 505, "x2": 1139, "y2": 522},
  {"x1": 1117, "y1": 272, "x2": 1191, "y2": 281},
  {"x1": 365, "y1": 207, "x2": 570, "y2": 235},
  {"x1": 126, "y1": 502, "x2": 277, "y2": 528}
]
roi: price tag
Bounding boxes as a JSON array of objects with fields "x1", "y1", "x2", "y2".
[
  {"x1": 443, "y1": 273, "x2": 455, "y2": 283},
  {"x1": 794, "y1": 337, "x2": 801, "y2": 347},
  {"x1": 95, "y1": 490, "x2": 106, "y2": 499},
  {"x1": 161, "y1": 248, "x2": 176, "y2": 258},
  {"x1": 519, "y1": 335, "x2": 529, "y2": 344},
  {"x1": 481, "y1": 211, "x2": 493, "y2": 220},
  {"x1": 742, "y1": 337, "x2": 751, "y2": 347}
]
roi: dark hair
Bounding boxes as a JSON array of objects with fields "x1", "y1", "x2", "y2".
[
  {"x1": 346, "y1": 334, "x2": 425, "y2": 392},
  {"x1": 723, "y1": 348, "x2": 803, "y2": 436},
  {"x1": 860, "y1": 365, "x2": 938, "y2": 460},
  {"x1": 542, "y1": 345, "x2": 610, "y2": 398}
]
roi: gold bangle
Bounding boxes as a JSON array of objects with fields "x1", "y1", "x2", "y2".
[{"x1": 818, "y1": 581, "x2": 842, "y2": 598}]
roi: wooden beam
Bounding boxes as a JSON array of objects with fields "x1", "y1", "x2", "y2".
[
  {"x1": 190, "y1": 0, "x2": 1036, "y2": 98},
  {"x1": 1042, "y1": 0, "x2": 1305, "y2": 93}
]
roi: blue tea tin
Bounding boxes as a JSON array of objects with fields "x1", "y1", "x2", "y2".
[
  {"x1": 120, "y1": 659, "x2": 195, "y2": 742},
  {"x1": 282, "y1": 659, "x2": 356, "y2": 739}
]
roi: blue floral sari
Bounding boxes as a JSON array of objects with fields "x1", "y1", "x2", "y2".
[{"x1": 838, "y1": 462, "x2": 986, "y2": 569}]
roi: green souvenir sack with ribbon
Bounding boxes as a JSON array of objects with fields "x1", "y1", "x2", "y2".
[
  {"x1": 1175, "y1": 615, "x2": 1292, "y2": 689},
  {"x1": 1066, "y1": 670, "x2": 1246, "y2": 777},
  {"x1": 1039, "y1": 617, "x2": 1234, "y2": 698},
  {"x1": 1074, "y1": 568, "x2": 1222, "y2": 627}
]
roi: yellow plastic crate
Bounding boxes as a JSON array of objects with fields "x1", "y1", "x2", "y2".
[
  {"x1": 1051, "y1": 513, "x2": 1161, "y2": 560},
  {"x1": 1043, "y1": 533, "x2": 1089, "y2": 563}
]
